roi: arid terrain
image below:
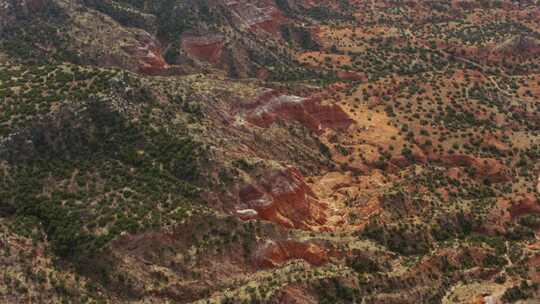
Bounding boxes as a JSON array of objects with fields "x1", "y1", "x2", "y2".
[{"x1": 1, "y1": 0, "x2": 540, "y2": 303}]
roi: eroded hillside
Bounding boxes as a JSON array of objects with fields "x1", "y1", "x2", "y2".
[{"x1": 1, "y1": 0, "x2": 540, "y2": 303}]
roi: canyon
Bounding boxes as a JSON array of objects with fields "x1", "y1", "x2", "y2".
[{"x1": 0, "y1": 0, "x2": 539, "y2": 303}]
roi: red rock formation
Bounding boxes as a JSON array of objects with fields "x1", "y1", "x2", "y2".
[
  {"x1": 246, "y1": 93, "x2": 353, "y2": 134},
  {"x1": 225, "y1": 1, "x2": 286, "y2": 35},
  {"x1": 181, "y1": 33, "x2": 225, "y2": 64},
  {"x1": 254, "y1": 239, "x2": 328, "y2": 268},
  {"x1": 121, "y1": 32, "x2": 170, "y2": 76},
  {"x1": 238, "y1": 167, "x2": 328, "y2": 230},
  {"x1": 252, "y1": 11, "x2": 286, "y2": 35}
]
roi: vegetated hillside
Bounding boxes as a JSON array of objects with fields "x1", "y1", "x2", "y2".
[
  {"x1": 1, "y1": 0, "x2": 540, "y2": 303},
  {"x1": 0, "y1": 0, "x2": 333, "y2": 79}
]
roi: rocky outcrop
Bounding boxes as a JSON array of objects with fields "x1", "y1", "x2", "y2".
[
  {"x1": 246, "y1": 92, "x2": 353, "y2": 134},
  {"x1": 238, "y1": 167, "x2": 328, "y2": 230},
  {"x1": 225, "y1": 0, "x2": 286, "y2": 35},
  {"x1": 253, "y1": 239, "x2": 328, "y2": 268},
  {"x1": 122, "y1": 32, "x2": 170, "y2": 75},
  {"x1": 62, "y1": 3, "x2": 179, "y2": 76},
  {"x1": 181, "y1": 33, "x2": 225, "y2": 64}
]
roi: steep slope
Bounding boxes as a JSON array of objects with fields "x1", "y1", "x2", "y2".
[
  {"x1": 1, "y1": 1, "x2": 540, "y2": 303},
  {"x1": 1, "y1": 0, "x2": 329, "y2": 79}
]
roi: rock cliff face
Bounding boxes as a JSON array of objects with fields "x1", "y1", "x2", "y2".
[
  {"x1": 238, "y1": 167, "x2": 328, "y2": 230},
  {"x1": 123, "y1": 32, "x2": 170, "y2": 75},
  {"x1": 224, "y1": 0, "x2": 286, "y2": 35},
  {"x1": 166, "y1": 0, "x2": 294, "y2": 77},
  {"x1": 246, "y1": 92, "x2": 353, "y2": 134},
  {"x1": 84, "y1": 25, "x2": 173, "y2": 76},
  {"x1": 181, "y1": 33, "x2": 225, "y2": 64}
]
